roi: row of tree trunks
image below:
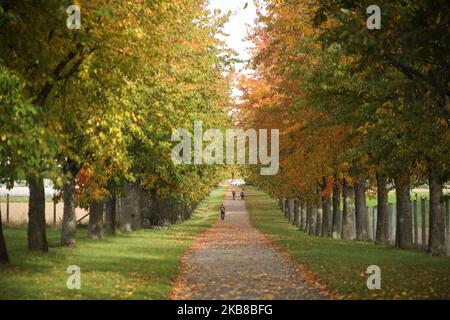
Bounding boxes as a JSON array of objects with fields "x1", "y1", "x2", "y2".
[
  {"x1": 21, "y1": 176, "x2": 201, "y2": 253},
  {"x1": 89, "y1": 183, "x2": 198, "y2": 238},
  {"x1": 282, "y1": 168, "x2": 448, "y2": 257}
]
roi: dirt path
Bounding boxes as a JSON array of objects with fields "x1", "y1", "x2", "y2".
[{"x1": 171, "y1": 187, "x2": 325, "y2": 300}]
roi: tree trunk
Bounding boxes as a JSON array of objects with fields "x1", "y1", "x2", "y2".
[
  {"x1": 282, "y1": 198, "x2": 286, "y2": 216},
  {"x1": 300, "y1": 202, "x2": 307, "y2": 230},
  {"x1": 309, "y1": 201, "x2": 317, "y2": 236},
  {"x1": 315, "y1": 196, "x2": 323, "y2": 236},
  {"x1": 104, "y1": 194, "x2": 116, "y2": 235},
  {"x1": 27, "y1": 175, "x2": 48, "y2": 251},
  {"x1": 332, "y1": 177, "x2": 342, "y2": 239},
  {"x1": 322, "y1": 194, "x2": 332, "y2": 237},
  {"x1": 118, "y1": 183, "x2": 137, "y2": 233},
  {"x1": 428, "y1": 165, "x2": 446, "y2": 256},
  {"x1": 284, "y1": 198, "x2": 289, "y2": 218},
  {"x1": 88, "y1": 201, "x2": 104, "y2": 240},
  {"x1": 394, "y1": 172, "x2": 413, "y2": 249},
  {"x1": 0, "y1": 206, "x2": 8, "y2": 263},
  {"x1": 305, "y1": 202, "x2": 311, "y2": 234},
  {"x1": 150, "y1": 189, "x2": 163, "y2": 226},
  {"x1": 341, "y1": 179, "x2": 355, "y2": 240},
  {"x1": 375, "y1": 171, "x2": 389, "y2": 244},
  {"x1": 61, "y1": 176, "x2": 77, "y2": 247},
  {"x1": 354, "y1": 180, "x2": 370, "y2": 241},
  {"x1": 293, "y1": 199, "x2": 300, "y2": 226},
  {"x1": 288, "y1": 198, "x2": 295, "y2": 224},
  {"x1": 134, "y1": 184, "x2": 146, "y2": 229}
]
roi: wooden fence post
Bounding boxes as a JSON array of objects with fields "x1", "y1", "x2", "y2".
[
  {"x1": 388, "y1": 203, "x2": 393, "y2": 244},
  {"x1": 445, "y1": 198, "x2": 449, "y2": 234},
  {"x1": 53, "y1": 200, "x2": 57, "y2": 227},
  {"x1": 421, "y1": 197, "x2": 427, "y2": 250},
  {"x1": 372, "y1": 206, "x2": 377, "y2": 242}
]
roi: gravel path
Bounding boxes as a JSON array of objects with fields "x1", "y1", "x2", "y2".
[{"x1": 171, "y1": 188, "x2": 325, "y2": 300}]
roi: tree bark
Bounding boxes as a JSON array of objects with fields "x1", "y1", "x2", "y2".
[
  {"x1": 428, "y1": 165, "x2": 446, "y2": 256},
  {"x1": 88, "y1": 201, "x2": 104, "y2": 240},
  {"x1": 321, "y1": 193, "x2": 332, "y2": 237},
  {"x1": 300, "y1": 202, "x2": 307, "y2": 230},
  {"x1": 375, "y1": 171, "x2": 389, "y2": 244},
  {"x1": 309, "y1": 201, "x2": 317, "y2": 236},
  {"x1": 118, "y1": 183, "x2": 138, "y2": 233},
  {"x1": 293, "y1": 199, "x2": 300, "y2": 226},
  {"x1": 332, "y1": 177, "x2": 342, "y2": 239},
  {"x1": 104, "y1": 194, "x2": 116, "y2": 235},
  {"x1": 315, "y1": 196, "x2": 323, "y2": 236},
  {"x1": 0, "y1": 206, "x2": 8, "y2": 263},
  {"x1": 394, "y1": 172, "x2": 413, "y2": 249},
  {"x1": 341, "y1": 179, "x2": 355, "y2": 240},
  {"x1": 288, "y1": 198, "x2": 295, "y2": 224},
  {"x1": 27, "y1": 175, "x2": 48, "y2": 251},
  {"x1": 284, "y1": 198, "x2": 289, "y2": 218},
  {"x1": 135, "y1": 184, "x2": 147, "y2": 229},
  {"x1": 61, "y1": 176, "x2": 77, "y2": 247},
  {"x1": 305, "y1": 202, "x2": 310, "y2": 234},
  {"x1": 354, "y1": 180, "x2": 370, "y2": 241}
]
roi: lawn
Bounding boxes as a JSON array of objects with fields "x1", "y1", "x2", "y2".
[
  {"x1": 246, "y1": 187, "x2": 450, "y2": 299},
  {"x1": 0, "y1": 187, "x2": 225, "y2": 300}
]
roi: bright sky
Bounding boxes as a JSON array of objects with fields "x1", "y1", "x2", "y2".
[{"x1": 207, "y1": 0, "x2": 258, "y2": 99}]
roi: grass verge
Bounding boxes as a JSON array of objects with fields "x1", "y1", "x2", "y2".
[
  {"x1": 0, "y1": 187, "x2": 225, "y2": 300},
  {"x1": 246, "y1": 187, "x2": 450, "y2": 299}
]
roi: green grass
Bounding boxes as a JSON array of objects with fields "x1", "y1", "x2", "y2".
[
  {"x1": 246, "y1": 187, "x2": 450, "y2": 300},
  {"x1": 0, "y1": 187, "x2": 225, "y2": 300}
]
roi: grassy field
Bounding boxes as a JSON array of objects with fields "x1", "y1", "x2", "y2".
[
  {"x1": 246, "y1": 187, "x2": 450, "y2": 299},
  {"x1": 0, "y1": 187, "x2": 225, "y2": 300}
]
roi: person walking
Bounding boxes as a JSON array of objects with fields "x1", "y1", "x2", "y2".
[
  {"x1": 219, "y1": 204, "x2": 226, "y2": 221},
  {"x1": 232, "y1": 190, "x2": 236, "y2": 200},
  {"x1": 240, "y1": 190, "x2": 244, "y2": 200}
]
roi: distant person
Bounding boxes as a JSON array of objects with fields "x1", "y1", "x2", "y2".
[
  {"x1": 232, "y1": 190, "x2": 236, "y2": 200},
  {"x1": 240, "y1": 190, "x2": 244, "y2": 200},
  {"x1": 219, "y1": 203, "x2": 226, "y2": 221}
]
